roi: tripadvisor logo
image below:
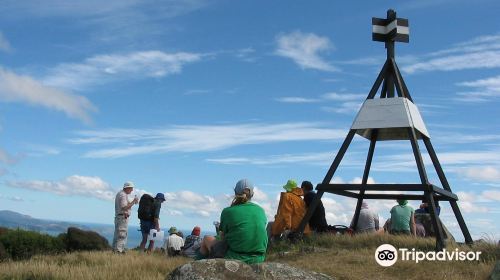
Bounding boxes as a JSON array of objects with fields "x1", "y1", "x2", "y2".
[{"x1": 375, "y1": 244, "x2": 482, "y2": 267}]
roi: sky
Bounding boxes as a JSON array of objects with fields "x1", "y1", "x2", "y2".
[{"x1": 0, "y1": 0, "x2": 499, "y2": 242}]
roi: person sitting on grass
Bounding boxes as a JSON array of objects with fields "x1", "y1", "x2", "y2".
[
  {"x1": 389, "y1": 199, "x2": 416, "y2": 235},
  {"x1": 164, "y1": 227, "x2": 184, "y2": 257},
  {"x1": 199, "y1": 179, "x2": 268, "y2": 264},
  {"x1": 270, "y1": 179, "x2": 311, "y2": 239},
  {"x1": 181, "y1": 226, "x2": 202, "y2": 258},
  {"x1": 350, "y1": 202, "x2": 379, "y2": 234},
  {"x1": 301, "y1": 181, "x2": 328, "y2": 233}
]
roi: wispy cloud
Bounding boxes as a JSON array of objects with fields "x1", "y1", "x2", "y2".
[
  {"x1": 234, "y1": 47, "x2": 257, "y2": 62},
  {"x1": 0, "y1": 68, "x2": 96, "y2": 123},
  {"x1": 455, "y1": 75, "x2": 500, "y2": 102},
  {"x1": 0, "y1": 147, "x2": 21, "y2": 165},
  {"x1": 321, "y1": 102, "x2": 362, "y2": 114},
  {"x1": 0, "y1": 194, "x2": 23, "y2": 202},
  {"x1": 6, "y1": 175, "x2": 115, "y2": 201},
  {"x1": 275, "y1": 97, "x2": 320, "y2": 103},
  {"x1": 70, "y1": 123, "x2": 347, "y2": 158},
  {"x1": 276, "y1": 92, "x2": 365, "y2": 114},
  {"x1": 207, "y1": 151, "x2": 335, "y2": 165},
  {"x1": 322, "y1": 92, "x2": 365, "y2": 101},
  {"x1": 402, "y1": 34, "x2": 500, "y2": 74},
  {"x1": 463, "y1": 166, "x2": 500, "y2": 183},
  {"x1": 43, "y1": 50, "x2": 203, "y2": 91},
  {"x1": 0, "y1": 1, "x2": 209, "y2": 43},
  {"x1": 0, "y1": 31, "x2": 12, "y2": 52},
  {"x1": 275, "y1": 31, "x2": 338, "y2": 72}
]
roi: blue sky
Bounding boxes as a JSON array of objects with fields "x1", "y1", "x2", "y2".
[{"x1": 0, "y1": 0, "x2": 499, "y2": 241}]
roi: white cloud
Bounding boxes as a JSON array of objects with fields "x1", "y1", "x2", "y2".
[
  {"x1": 322, "y1": 92, "x2": 365, "y2": 101},
  {"x1": 70, "y1": 123, "x2": 347, "y2": 158},
  {"x1": 43, "y1": 51, "x2": 203, "y2": 90},
  {"x1": 6, "y1": 175, "x2": 115, "y2": 201},
  {"x1": 275, "y1": 97, "x2": 320, "y2": 103},
  {"x1": 0, "y1": 1, "x2": 209, "y2": 43},
  {"x1": 275, "y1": 31, "x2": 338, "y2": 71},
  {"x1": 402, "y1": 34, "x2": 500, "y2": 74},
  {"x1": 463, "y1": 166, "x2": 500, "y2": 183},
  {"x1": 321, "y1": 101, "x2": 362, "y2": 114},
  {"x1": 0, "y1": 31, "x2": 12, "y2": 52},
  {"x1": 455, "y1": 75, "x2": 500, "y2": 102},
  {"x1": 0, "y1": 68, "x2": 96, "y2": 123},
  {"x1": 0, "y1": 147, "x2": 20, "y2": 165},
  {"x1": 207, "y1": 151, "x2": 337, "y2": 166},
  {"x1": 481, "y1": 190, "x2": 500, "y2": 202}
]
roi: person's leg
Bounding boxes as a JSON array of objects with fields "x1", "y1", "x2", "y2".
[
  {"x1": 116, "y1": 216, "x2": 128, "y2": 253},
  {"x1": 112, "y1": 216, "x2": 119, "y2": 252},
  {"x1": 139, "y1": 220, "x2": 149, "y2": 251},
  {"x1": 199, "y1": 235, "x2": 216, "y2": 256},
  {"x1": 147, "y1": 240, "x2": 155, "y2": 253}
]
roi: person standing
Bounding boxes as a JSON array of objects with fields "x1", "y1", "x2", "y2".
[
  {"x1": 139, "y1": 193, "x2": 166, "y2": 253},
  {"x1": 113, "y1": 181, "x2": 139, "y2": 253},
  {"x1": 301, "y1": 181, "x2": 328, "y2": 232}
]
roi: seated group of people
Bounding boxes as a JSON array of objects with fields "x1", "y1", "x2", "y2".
[{"x1": 162, "y1": 179, "x2": 442, "y2": 265}]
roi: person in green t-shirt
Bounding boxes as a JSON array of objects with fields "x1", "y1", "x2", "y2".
[
  {"x1": 199, "y1": 179, "x2": 268, "y2": 264},
  {"x1": 390, "y1": 199, "x2": 416, "y2": 235}
]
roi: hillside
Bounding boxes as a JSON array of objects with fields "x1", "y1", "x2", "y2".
[{"x1": 0, "y1": 234, "x2": 497, "y2": 280}]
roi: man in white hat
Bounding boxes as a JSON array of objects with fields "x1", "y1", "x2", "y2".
[{"x1": 112, "y1": 181, "x2": 139, "y2": 253}]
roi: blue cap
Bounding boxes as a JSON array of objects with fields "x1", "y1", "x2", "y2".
[
  {"x1": 155, "y1": 193, "x2": 166, "y2": 201},
  {"x1": 234, "y1": 179, "x2": 254, "y2": 195}
]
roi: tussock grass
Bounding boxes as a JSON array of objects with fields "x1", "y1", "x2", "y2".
[
  {"x1": 266, "y1": 234, "x2": 499, "y2": 280},
  {"x1": 0, "y1": 250, "x2": 190, "y2": 280},
  {"x1": 0, "y1": 234, "x2": 498, "y2": 279}
]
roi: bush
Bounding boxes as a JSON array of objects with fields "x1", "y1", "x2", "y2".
[
  {"x1": 62, "y1": 227, "x2": 110, "y2": 252},
  {"x1": 0, "y1": 228, "x2": 65, "y2": 260},
  {"x1": 0, "y1": 241, "x2": 9, "y2": 261}
]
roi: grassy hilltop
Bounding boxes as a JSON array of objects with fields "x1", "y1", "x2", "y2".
[{"x1": 0, "y1": 234, "x2": 498, "y2": 280}]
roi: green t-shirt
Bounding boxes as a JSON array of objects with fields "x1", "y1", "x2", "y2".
[
  {"x1": 220, "y1": 202, "x2": 268, "y2": 264},
  {"x1": 390, "y1": 205, "x2": 414, "y2": 232}
]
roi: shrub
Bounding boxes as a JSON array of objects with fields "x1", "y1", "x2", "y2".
[
  {"x1": 0, "y1": 241, "x2": 9, "y2": 261},
  {"x1": 0, "y1": 228, "x2": 65, "y2": 260},
  {"x1": 63, "y1": 227, "x2": 111, "y2": 252}
]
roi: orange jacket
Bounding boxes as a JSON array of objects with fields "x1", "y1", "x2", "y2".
[{"x1": 271, "y1": 188, "x2": 311, "y2": 236}]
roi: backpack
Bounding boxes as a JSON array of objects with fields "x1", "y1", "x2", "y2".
[{"x1": 138, "y1": 194, "x2": 155, "y2": 221}]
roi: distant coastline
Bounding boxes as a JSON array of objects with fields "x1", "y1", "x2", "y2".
[{"x1": 0, "y1": 210, "x2": 215, "y2": 248}]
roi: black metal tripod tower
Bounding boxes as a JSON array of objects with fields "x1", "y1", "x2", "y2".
[{"x1": 297, "y1": 9, "x2": 473, "y2": 250}]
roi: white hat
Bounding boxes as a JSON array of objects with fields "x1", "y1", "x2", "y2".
[{"x1": 123, "y1": 181, "x2": 135, "y2": 189}]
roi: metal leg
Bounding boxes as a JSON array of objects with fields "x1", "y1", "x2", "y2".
[
  {"x1": 298, "y1": 130, "x2": 356, "y2": 234},
  {"x1": 427, "y1": 192, "x2": 446, "y2": 250},
  {"x1": 422, "y1": 137, "x2": 473, "y2": 244},
  {"x1": 352, "y1": 130, "x2": 378, "y2": 231}
]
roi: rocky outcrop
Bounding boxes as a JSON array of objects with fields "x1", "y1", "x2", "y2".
[{"x1": 167, "y1": 259, "x2": 334, "y2": 280}]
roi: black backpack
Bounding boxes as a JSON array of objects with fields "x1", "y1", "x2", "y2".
[{"x1": 138, "y1": 194, "x2": 155, "y2": 221}]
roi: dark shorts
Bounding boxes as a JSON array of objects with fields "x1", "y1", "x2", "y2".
[{"x1": 140, "y1": 220, "x2": 154, "y2": 235}]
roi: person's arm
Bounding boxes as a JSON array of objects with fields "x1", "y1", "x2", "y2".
[{"x1": 120, "y1": 193, "x2": 137, "y2": 212}]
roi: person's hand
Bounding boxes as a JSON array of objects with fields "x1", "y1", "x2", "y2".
[{"x1": 133, "y1": 197, "x2": 139, "y2": 204}]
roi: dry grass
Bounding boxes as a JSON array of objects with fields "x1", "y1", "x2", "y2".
[
  {"x1": 266, "y1": 234, "x2": 499, "y2": 280},
  {"x1": 0, "y1": 234, "x2": 498, "y2": 280},
  {"x1": 0, "y1": 250, "x2": 190, "y2": 280}
]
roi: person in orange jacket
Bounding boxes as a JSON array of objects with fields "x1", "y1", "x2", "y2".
[{"x1": 271, "y1": 179, "x2": 311, "y2": 238}]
